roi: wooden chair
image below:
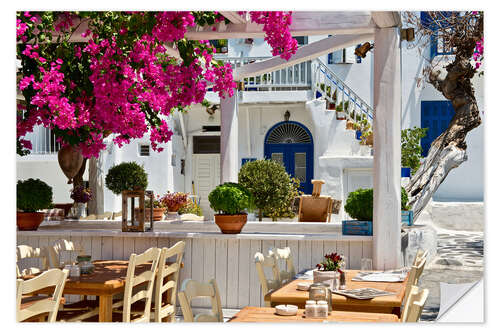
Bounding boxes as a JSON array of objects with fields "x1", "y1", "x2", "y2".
[
  {"x1": 65, "y1": 247, "x2": 162, "y2": 322},
  {"x1": 128, "y1": 241, "x2": 186, "y2": 322},
  {"x1": 16, "y1": 268, "x2": 69, "y2": 322},
  {"x1": 153, "y1": 241, "x2": 185, "y2": 322},
  {"x1": 401, "y1": 286, "x2": 429, "y2": 322},
  {"x1": 16, "y1": 245, "x2": 49, "y2": 278},
  {"x1": 298, "y1": 180, "x2": 334, "y2": 222},
  {"x1": 401, "y1": 254, "x2": 428, "y2": 316},
  {"x1": 255, "y1": 247, "x2": 296, "y2": 306},
  {"x1": 48, "y1": 239, "x2": 84, "y2": 268},
  {"x1": 178, "y1": 279, "x2": 223, "y2": 322}
]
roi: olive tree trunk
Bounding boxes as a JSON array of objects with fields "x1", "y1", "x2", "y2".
[
  {"x1": 406, "y1": 56, "x2": 481, "y2": 220},
  {"x1": 88, "y1": 155, "x2": 104, "y2": 215}
]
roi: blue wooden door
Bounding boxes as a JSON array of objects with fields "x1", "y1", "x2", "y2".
[
  {"x1": 421, "y1": 101, "x2": 455, "y2": 156},
  {"x1": 264, "y1": 121, "x2": 314, "y2": 194}
]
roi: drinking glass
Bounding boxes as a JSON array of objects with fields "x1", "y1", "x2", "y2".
[{"x1": 361, "y1": 258, "x2": 373, "y2": 271}]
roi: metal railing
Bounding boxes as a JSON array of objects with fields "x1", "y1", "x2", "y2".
[
  {"x1": 313, "y1": 59, "x2": 374, "y2": 125},
  {"x1": 23, "y1": 125, "x2": 61, "y2": 154},
  {"x1": 215, "y1": 56, "x2": 312, "y2": 91}
]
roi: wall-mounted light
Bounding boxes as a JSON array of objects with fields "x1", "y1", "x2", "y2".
[
  {"x1": 354, "y1": 42, "x2": 373, "y2": 58},
  {"x1": 284, "y1": 110, "x2": 291, "y2": 122}
]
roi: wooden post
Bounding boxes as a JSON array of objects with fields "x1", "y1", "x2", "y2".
[
  {"x1": 372, "y1": 27, "x2": 401, "y2": 270},
  {"x1": 220, "y1": 88, "x2": 239, "y2": 183}
]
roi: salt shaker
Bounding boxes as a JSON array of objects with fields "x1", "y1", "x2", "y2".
[
  {"x1": 305, "y1": 300, "x2": 317, "y2": 318},
  {"x1": 317, "y1": 300, "x2": 328, "y2": 318}
]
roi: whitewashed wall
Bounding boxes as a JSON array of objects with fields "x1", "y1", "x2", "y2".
[{"x1": 17, "y1": 231, "x2": 372, "y2": 309}]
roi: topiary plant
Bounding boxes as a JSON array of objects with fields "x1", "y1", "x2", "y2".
[
  {"x1": 238, "y1": 159, "x2": 301, "y2": 221},
  {"x1": 17, "y1": 178, "x2": 53, "y2": 212},
  {"x1": 344, "y1": 187, "x2": 410, "y2": 221},
  {"x1": 105, "y1": 162, "x2": 148, "y2": 195},
  {"x1": 208, "y1": 182, "x2": 253, "y2": 215}
]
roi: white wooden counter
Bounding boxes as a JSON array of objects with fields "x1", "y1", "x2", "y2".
[{"x1": 17, "y1": 219, "x2": 372, "y2": 309}]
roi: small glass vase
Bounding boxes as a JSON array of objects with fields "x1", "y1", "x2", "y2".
[{"x1": 73, "y1": 202, "x2": 87, "y2": 219}]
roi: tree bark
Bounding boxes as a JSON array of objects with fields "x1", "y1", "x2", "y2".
[
  {"x1": 406, "y1": 56, "x2": 481, "y2": 220},
  {"x1": 88, "y1": 155, "x2": 104, "y2": 215}
]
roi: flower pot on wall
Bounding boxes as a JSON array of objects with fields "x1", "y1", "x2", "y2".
[
  {"x1": 346, "y1": 121, "x2": 355, "y2": 130},
  {"x1": 401, "y1": 210, "x2": 414, "y2": 226},
  {"x1": 313, "y1": 270, "x2": 340, "y2": 284},
  {"x1": 214, "y1": 214, "x2": 247, "y2": 234},
  {"x1": 316, "y1": 91, "x2": 322, "y2": 99},
  {"x1": 336, "y1": 111, "x2": 346, "y2": 120},
  {"x1": 135, "y1": 207, "x2": 165, "y2": 221},
  {"x1": 355, "y1": 130, "x2": 362, "y2": 140},
  {"x1": 17, "y1": 212, "x2": 45, "y2": 231}
]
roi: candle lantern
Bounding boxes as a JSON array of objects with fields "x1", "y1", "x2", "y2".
[{"x1": 121, "y1": 190, "x2": 154, "y2": 232}]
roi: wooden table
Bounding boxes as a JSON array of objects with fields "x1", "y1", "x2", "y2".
[
  {"x1": 25, "y1": 260, "x2": 179, "y2": 322},
  {"x1": 270, "y1": 270, "x2": 408, "y2": 317},
  {"x1": 229, "y1": 306, "x2": 400, "y2": 322}
]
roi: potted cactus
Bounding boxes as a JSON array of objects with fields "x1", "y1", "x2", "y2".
[
  {"x1": 208, "y1": 182, "x2": 254, "y2": 234},
  {"x1": 17, "y1": 178, "x2": 53, "y2": 230}
]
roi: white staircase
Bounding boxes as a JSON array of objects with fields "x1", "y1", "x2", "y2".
[{"x1": 313, "y1": 59, "x2": 373, "y2": 126}]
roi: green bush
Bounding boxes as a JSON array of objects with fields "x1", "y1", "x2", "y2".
[
  {"x1": 178, "y1": 199, "x2": 203, "y2": 216},
  {"x1": 208, "y1": 182, "x2": 253, "y2": 215},
  {"x1": 401, "y1": 127, "x2": 428, "y2": 174},
  {"x1": 17, "y1": 178, "x2": 53, "y2": 212},
  {"x1": 344, "y1": 187, "x2": 410, "y2": 221},
  {"x1": 105, "y1": 162, "x2": 148, "y2": 195},
  {"x1": 238, "y1": 159, "x2": 301, "y2": 221}
]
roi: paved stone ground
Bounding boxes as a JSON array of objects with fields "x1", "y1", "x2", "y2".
[{"x1": 418, "y1": 230, "x2": 484, "y2": 321}]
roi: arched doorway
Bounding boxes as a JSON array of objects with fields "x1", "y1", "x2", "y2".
[{"x1": 264, "y1": 121, "x2": 314, "y2": 194}]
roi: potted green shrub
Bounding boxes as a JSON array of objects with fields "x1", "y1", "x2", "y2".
[
  {"x1": 238, "y1": 159, "x2": 300, "y2": 221},
  {"x1": 401, "y1": 127, "x2": 428, "y2": 177},
  {"x1": 343, "y1": 187, "x2": 410, "y2": 235},
  {"x1": 17, "y1": 178, "x2": 53, "y2": 230},
  {"x1": 208, "y1": 182, "x2": 254, "y2": 234},
  {"x1": 105, "y1": 162, "x2": 148, "y2": 194},
  {"x1": 401, "y1": 187, "x2": 414, "y2": 226}
]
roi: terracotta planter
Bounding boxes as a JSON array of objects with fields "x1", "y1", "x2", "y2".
[
  {"x1": 346, "y1": 121, "x2": 355, "y2": 130},
  {"x1": 135, "y1": 207, "x2": 165, "y2": 221},
  {"x1": 17, "y1": 212, "x2": 45, "y2": 231},
  {"x1": 214, "y1": 214, "x2": 247, "y2": 234},
  {"x1": 313, "y1": 269, "x2": 340, "y2": 284}
]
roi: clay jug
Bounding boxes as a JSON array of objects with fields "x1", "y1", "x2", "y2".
[{"x1": 58, "y1": 145, "x2": 83, "y2": 183}]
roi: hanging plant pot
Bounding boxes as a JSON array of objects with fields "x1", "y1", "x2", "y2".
[
  {"x1": 58, "y1": 145, "x2": 83, "y2": 183},
  {"x1": 336, "y1": 110, "x2": 346, "y2": 120}
]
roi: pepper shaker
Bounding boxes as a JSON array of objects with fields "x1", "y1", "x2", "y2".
[
  {"x1": 305, "y1": 300, "x2": 317, "y2": 318},
  {"x1": 317, "y1": 300, "x2": 328, "y2": 318}
]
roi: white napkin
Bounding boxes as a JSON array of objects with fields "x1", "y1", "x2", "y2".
[{"x1": 360, "y1": 273, "x2": 402, "y2": 282}]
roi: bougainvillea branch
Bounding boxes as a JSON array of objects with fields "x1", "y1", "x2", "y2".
[{"x1": 17, "y1": 11, "x2": 297, "y2": 159}]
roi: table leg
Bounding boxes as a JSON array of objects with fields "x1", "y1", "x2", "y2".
[{"x1": 99, "y1": 295, "x2": 113, "y2": 322}]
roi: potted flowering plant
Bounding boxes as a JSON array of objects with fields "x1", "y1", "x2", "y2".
[
  {"x1": 70, "y1": 185, "x2": 93, "y2": 218},
  {"x1": 135, "y1": 195, "x2": 166, "y2": 221},
  {"x1": 314, "y1": 252, "x2": 345, "y2": 283},
  {"x1": 161, "y1": 192, "x2": 189, "y2": 217}
]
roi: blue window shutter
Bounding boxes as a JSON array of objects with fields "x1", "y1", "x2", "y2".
[{"x1": 420, "y1": 101, "x2": 455, "y2": 156}]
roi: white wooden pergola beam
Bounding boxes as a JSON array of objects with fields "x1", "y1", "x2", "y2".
[
  {"x1": 219, "y1": 11, "x2": 248, "y2": 25},
  {"x1": 232, "y1": 33, "x2": 373, "y2": 81},
  {"x1": 185, "y1": 11, "x2": 376, "y2": 39}
]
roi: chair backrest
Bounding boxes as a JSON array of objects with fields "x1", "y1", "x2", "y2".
[
  {"x1": 122, "y1": 247, "x2": 161, "y2": 323},
  {"x1": 48, "y1": 239, "x2": 84, "y2": 268},
  {"x1": 402, "y1": 256, "x2": 427, "y2": 313},
  {"x1": 413, "y1": 249, "x2": 428, "y2": 266},
  {"x1": 178, "y1": 279, "x2": 223, "y2": 322},
  {"x1": 154, "y1": 241, "x2": 185, "y2": 322},
  {"x1": 298, "y1": 196, "x2": 333, "y2": 222},
  {"x1": 16, "y1": 268, "x2": 68, "y2": 322},
  {"x1": 401, "y1": 286, "x2": 429, "y2": 322},
  {"x1": 255, "y1": 247, "x2": 296, "y2": 306},
  {"x1": 16, "y1": 245, "x2": 49, "y2": 278}
]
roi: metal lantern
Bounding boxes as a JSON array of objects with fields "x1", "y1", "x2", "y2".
[{"x1": 121, "y1": 190, "x2": 154, "y2": 232}]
